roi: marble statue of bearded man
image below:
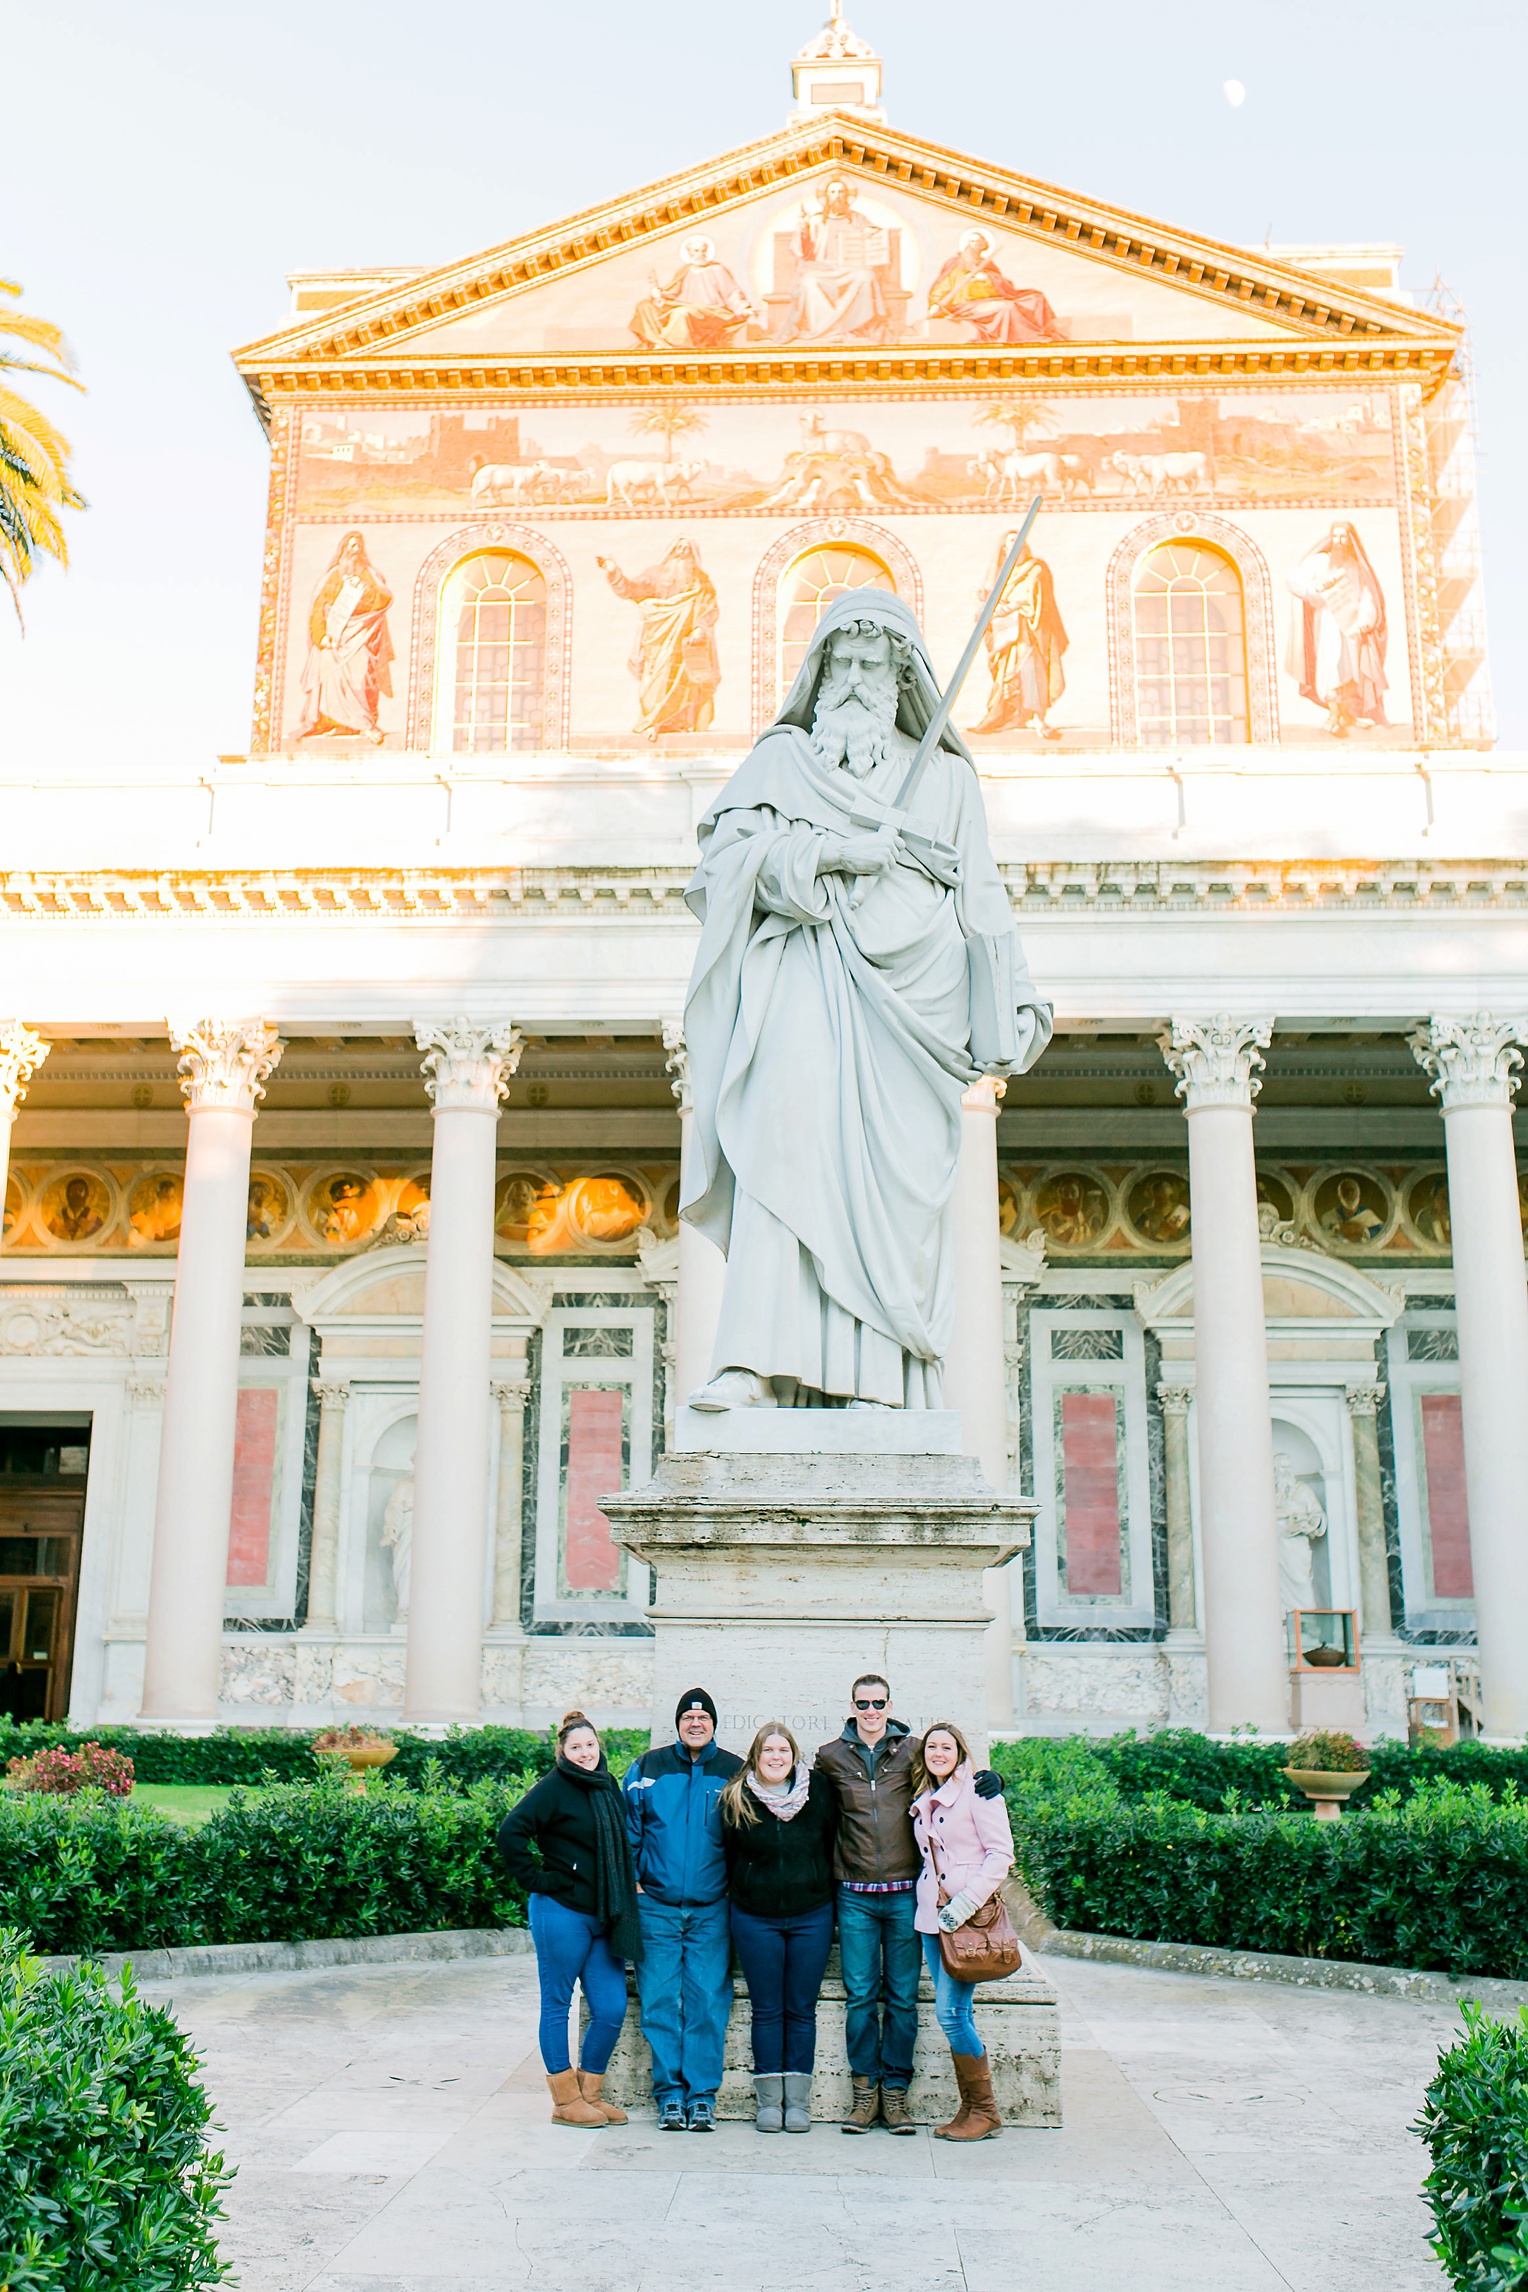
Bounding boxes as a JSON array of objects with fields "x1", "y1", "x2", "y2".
[{"x1": 681, "y1": 591, "x2": 1052, "y2": 1411}]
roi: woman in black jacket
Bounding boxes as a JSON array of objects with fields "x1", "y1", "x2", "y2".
[
  {"x1": 497, "y1": 1710, "x2": 643, "y2": 2127},
  {"x1": 720, "y1": 1722, "x2": 838, "y2": 2133}
]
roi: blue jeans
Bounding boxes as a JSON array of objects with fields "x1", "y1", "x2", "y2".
[
  {"x1": 729, "y1": 1900, "x2": 835, "y2": 2074},
  {"x1": 527, "y1": 1892, "x2": 628, "y2": 2075},
  {"x1": 836, "y1": 1886, "x2": 920, "y2": 2089},
  {"x1": 635, "y1": 1896, "x2": 733, "y2": 2108},
  {"x1": 921, "y1": 1933, "x2": 984, "y2": 2057}
]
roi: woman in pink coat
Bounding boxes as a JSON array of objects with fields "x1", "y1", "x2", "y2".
[{"x1": 910, "y1": 1721, "x2": 1015, "y2": 2140}]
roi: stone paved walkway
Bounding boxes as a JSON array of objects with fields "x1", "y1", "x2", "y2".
[{"x1": 143, "y1": 1949, "x2": 1454, "y2": 2290}]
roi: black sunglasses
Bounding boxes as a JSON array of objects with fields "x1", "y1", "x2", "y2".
[{"x1": 854, "y1": 1696, "x2": 888, "y2": 1711}]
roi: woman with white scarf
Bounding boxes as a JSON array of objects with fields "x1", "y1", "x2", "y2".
[{"x1": 720, "y1": 1724, "x2": 839, "y2": 2131}]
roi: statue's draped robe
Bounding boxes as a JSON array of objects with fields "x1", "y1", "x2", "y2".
[
  {"x1": 297, "y1": 562, "x2": 394, "y2": 737},
  {"x1": 1285, "y1": 536, "x2": 1389, "y2": 725},
  {"x1": 976, "y1": 555, "x2": 1068, "y2": 730},
  {"x1": 681, "y1": 593, "x2": 1050, "y2": 1406}
]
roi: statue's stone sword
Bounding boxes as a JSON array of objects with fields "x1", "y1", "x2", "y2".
[{"x1": 847, "y1": 493, "x2": 1043, "y2": 898}]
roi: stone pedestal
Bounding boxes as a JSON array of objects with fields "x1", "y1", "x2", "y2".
[
  {"x1": 591, "y1": 1945, "x2": 1061, "y2": 2126},
  {"x1": 600, "y1": 1411, "x2": 1034, "y2": 1759}
]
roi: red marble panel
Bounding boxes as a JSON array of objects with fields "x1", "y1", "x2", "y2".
[
  {"x1": 227, "y1": 1386, "x2": 279, "y2": 1587},
  {"x1": 1420, "y1": 1392, "x2": 1473, "y2": 1599},
  {"x1": 1061, "y1": 1390, "x2": 1122, "y2": 1597},
  {"x1": 565, "y1": 1387, "x2": 625, "y2": 1593}
]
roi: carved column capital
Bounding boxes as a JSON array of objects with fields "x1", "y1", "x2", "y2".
[
  {"x1": 1157, "y1": 1384, "x2": 1194, "y2": 1417},
  {"x1": 311, "y1": 1378, "x2": 351, "y2": 1410},
  {"x1": 961, "y1": 1075, "x2": 1007, "y2": 1115},
  {"x1": 1409, "y1": 1015, "x2": 1528, "y2": 1112},
  {"x1": 1344, "y1": 1382, "x2": 1387, "y2": 1418},
  {"x1": 168, "y1": 1018, "x2": 283, "y2": 1113},
  {"x1": 660, "y1": 1017, "x2": 691, "y2": 1114},
  {"x1": 0, "y1": 1023, "x2": 49, "y2": 1120},
  {"x1": 1159, "y1": 1014, "x2": 1274, "y2": 1111},
  {"x1": 490, "y1": 1377, "x2": 530, "y2": 1415},
  {"x1": 126, "y1": 1370, "x2": 167, "y2": 1408},
  {"x1": 415, "y1": 1019, "x2": 523, "y2": 1113}
]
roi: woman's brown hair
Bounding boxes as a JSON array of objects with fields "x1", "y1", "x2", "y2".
[
  {"x1": 910, "y1": 1719, "x2": 974, "y2": 1800},
  {"x1": 718, "y1": 1722, "x2": 802, "y2": 1829},
  {"x1": 556, "y1": 1708, "x2": 600, "y2": 1752}
]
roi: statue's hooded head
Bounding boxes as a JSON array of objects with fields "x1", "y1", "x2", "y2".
[{"x1": 773, "y1": 589, "x2": 973, "y2": 779}]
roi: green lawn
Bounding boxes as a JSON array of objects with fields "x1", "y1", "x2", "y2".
[{"x1": 131, "y1": 1784, "x2": 239, "y2": 1825}]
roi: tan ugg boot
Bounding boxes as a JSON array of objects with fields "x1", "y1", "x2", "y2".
[
  {"x1": 939, "y1": 2052, "x2": 1001, "y2": 2141},
  {"x1": 577, "y1": 2069, "x2": 627, "y2": 2124},
  {"x1": 546, "y1": 2068, "x2": 605, "y2": 2126}
]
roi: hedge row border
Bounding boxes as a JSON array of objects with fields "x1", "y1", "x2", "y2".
[{"x1": 1042, "y1": 1928, "x2": 1528, "y2": 2013}]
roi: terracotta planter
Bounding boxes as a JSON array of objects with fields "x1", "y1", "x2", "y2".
[
  {"x1": 315, "y1": 1742, "x2": 398, "y2": 1792},
  {"x1": 1282, "y1": 1765, "x2": 1370, "y2": 1822}
]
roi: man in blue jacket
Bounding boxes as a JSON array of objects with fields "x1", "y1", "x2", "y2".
[{"x1": 623, "y1": 1687, "x2": 742, "y2": 2131}]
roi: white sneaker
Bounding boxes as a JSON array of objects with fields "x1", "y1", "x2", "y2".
[{"x1": 687, "y1": 1368, "x2": 777, "y2": 1412}]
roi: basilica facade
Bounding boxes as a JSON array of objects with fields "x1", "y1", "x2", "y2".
[{"x1": 2, "y1": 19, "x2": 1523, "y2": 1745}]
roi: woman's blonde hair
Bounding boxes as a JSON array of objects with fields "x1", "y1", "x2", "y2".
[
  {"x1": 719, "y1": 1722, "x2": 802, "y2": 1829},
  {"x1": 910, "y1": 1719, "x2": 974, "y2": 1800}
]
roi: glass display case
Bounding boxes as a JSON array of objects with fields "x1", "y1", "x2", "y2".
[{"x1": 1286, "y1": 1608, "x2": 1359, "y2": 1672}]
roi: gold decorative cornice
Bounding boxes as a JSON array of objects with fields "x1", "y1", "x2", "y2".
[
  {"x1": 247, "y1": 338, "x2": 1452, "y2": 405},
  {"x1": 4, "y1": 859, "x2": 1526, "y2": 920},
  {"x1": 233, "y1": 114, "x2": 1457, "y2": 399}
]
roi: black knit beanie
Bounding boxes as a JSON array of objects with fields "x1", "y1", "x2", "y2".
[{"x1": 675, "y1": 1687, "x2": 718, "y2": 1728}]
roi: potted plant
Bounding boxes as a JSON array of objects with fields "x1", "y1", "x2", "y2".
[
  {"x1": 312, "y1": 1725, "x2": 398, "y2": 1791},
  {"x1": 1281, "y1": 1729, "x2": 1370, "y2": 1821}
]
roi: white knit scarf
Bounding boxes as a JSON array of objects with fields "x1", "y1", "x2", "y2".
[{"x1": 746, "y1": 1762, "x2": 812, "y2": 1821}]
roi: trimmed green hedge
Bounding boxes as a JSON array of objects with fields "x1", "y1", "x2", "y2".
[
  {"x1": 0, "y1": 1721, "x2": 648, "y2": 1789},
  {"x1": 2, "y1": 1779, "x2": 532, "y2": 1958},
  {"x1": 1418, "y1": 2000, "x2": 1528, "y2": 2290},
  {"x1": 991, "y1": 1728, "x2": 1528, "y2": 1814},
  {"x1": 0, "y1": 1930, "x2": 232, "y2": 2289},
  {"x1": 1012, "y1": 1778, "x2": 1528, "y2": 1980}
]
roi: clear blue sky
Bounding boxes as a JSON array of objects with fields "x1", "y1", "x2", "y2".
[{"x1": 4, "y1": 0, "x2": 1523, "y2": 763}]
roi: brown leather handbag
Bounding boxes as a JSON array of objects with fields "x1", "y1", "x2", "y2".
[{"x1": 937, "y1": 1886, "x2": 1022, "y2": 1984}]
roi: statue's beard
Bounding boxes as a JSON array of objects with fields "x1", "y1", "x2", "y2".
[{"x1": 809, "y1": 666, "x2": 899, "y2": 778}]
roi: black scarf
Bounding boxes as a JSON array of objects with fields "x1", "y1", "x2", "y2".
[{"x1": 557, "y1": 1752, "x2": 644, "y2": 1963}]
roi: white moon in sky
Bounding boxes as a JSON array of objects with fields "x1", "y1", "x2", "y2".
[{"x1": 1224, "y1": 78, "x2": 1246, "y2": 106}]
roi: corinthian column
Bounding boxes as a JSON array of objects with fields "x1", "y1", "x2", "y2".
[
  {"x1": 1410, "y1": 1015, "x2": 1528, "y2": 1738},
  {"x1": 942, "y1": 1078, "x2": 1014, "y2": 1725},
  {"x1": 0, "y1": 1024, "x2": 49, "y2": 1251},
  {"x1": 1344, "y1": 1383, "x2": 1394, "y2": 1647},
  {"x1": 141, "y1": 1018, "x2": 283, "y2": 1723},
  {"x1": 1160, "y1": 1015, "x2": 1285, "y2": 1732},
  {"x1": 404, "y1": 1019, "x2": 522, "y2": 1726},
  {"x1": 662, "y1": 1019, "x2": 727, "y2": 1404},
  {"x1": 304, "y1": 1379, "x2": 351, "y2": 1632},
  {"x1": 489, "y1": 1378, "x2": 529, "y2": 1629}
]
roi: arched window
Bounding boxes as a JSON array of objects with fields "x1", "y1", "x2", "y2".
[
  {"x1": 445, "y1": 552, "x2": 546, "y2": 753},
  {"x1": 1132, "y1": 543, "x2": 1248, "y2": 747},
  {"x1": 778, "y1": 544, "x2": 894, "y2": 700}
]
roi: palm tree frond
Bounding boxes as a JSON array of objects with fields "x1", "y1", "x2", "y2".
[{"x1": 0, "y1": 285, "x2": 85, "y2": 614}]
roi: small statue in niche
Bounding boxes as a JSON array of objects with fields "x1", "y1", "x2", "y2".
[
  {"x1": 381, "y1": 1476, "x2": 413, "y2": 1622},
  {"x1": 1273, "y1": 1451, "x2": 1326, "y2": 1613}
]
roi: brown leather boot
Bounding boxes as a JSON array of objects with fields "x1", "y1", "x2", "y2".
[
  {"x1": 940, "y1": 2052, "x2": 1001, "y2": 2141},
  {"x1": 934, "y1": 2051, "x2": 974, "y2": 2140},
  {"x1": 577, "y1": 2069, "x2": 627, "y2": 2124},
  {"x1": 546, "y1": 2068, "x2": 605, "y2": 2126},
  {"x1": 881, "y1": 2085, "x2": 916, "y2": 2135},
  {"x1": 841, "y1": 2075, "x2": 881, "y2": 2133}
]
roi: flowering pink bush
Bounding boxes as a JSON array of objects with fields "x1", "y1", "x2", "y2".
[{"x1": 6, "y1": 1741, "x2": 135, "y2": 1797}]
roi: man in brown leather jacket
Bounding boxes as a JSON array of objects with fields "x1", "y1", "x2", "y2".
[{"x1": 815, "y1": 1672, "x2": 1004, "y2": 2133}]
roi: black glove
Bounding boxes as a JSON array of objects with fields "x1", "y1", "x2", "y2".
[{"x1": 974, "y1": 1767, "x2": 1004, "y2": 1801}]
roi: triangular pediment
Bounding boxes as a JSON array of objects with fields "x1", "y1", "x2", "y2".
[{"x1": 235, "y1": 116, "x2": 1456, "y2": 385}]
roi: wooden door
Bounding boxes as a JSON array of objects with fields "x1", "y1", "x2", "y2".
[{"x1": 0, "y1": 1488, "x2": 84, "y2": 1722}]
